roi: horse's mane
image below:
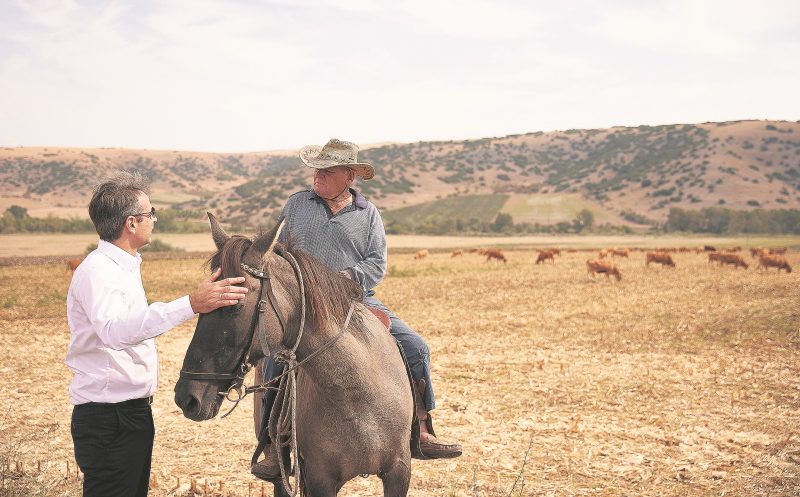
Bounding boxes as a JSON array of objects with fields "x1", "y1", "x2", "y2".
[
  {"x1": 279, "y1": 237, "x2": 364, "y2": 334},
  {"x1": 206, "y1": 227, "x2": 364, "y2": 333},
  {"x1": 206, "y1": 235, "x2": 253, "y2": 278}
]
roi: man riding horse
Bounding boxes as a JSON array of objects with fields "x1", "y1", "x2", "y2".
[{"x1": 252, "y1": 139, "x2": 462, "y2": 481}]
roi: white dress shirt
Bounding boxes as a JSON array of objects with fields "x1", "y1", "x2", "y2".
[{"x1": 65, "y1": 240, "x2": 196, "y2": 405}]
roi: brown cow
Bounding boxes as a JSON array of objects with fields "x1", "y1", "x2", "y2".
[
  {"x1": 414, "y1": 249, "x2": 429, "y2": 260},
  {"x1": 725, "y1": 246, "x2": 742, "y2": 253},
  {"x1": 717, "y1": 253, "x2": 748, "y2": 269},
  {"x1": 599, "y1": 248, "x2": 610, "y2": 259},
  {"x1": 758, "y1": 254, "x2": 792, "y2": 273},
  {"x1": 646, "y1": 251, "x2": 675, "y2": 268},
  {"x1": 451, "y1": 249, "x2": 463, "y2": 257},
  {"x1": 586, "y1": 259, "x2": 622, "y2": 281},
  {"x1": 535, "y1": 250, "x2": 555, "y2": 264},
  {"x1": 708, "y1": 252, "x2": 723, "y2": 264},
  {"x1": 750, "y1": 247, "x2": 765, "y2": 259},
  {"x1": 484, "y1": 249, "x2": 507, "y2": 263},
  {"x1": 611, "y1": 248, "x2": 629, "y2": 258},
  {"x1": 769, "y1": 247, "x2": 787, "y2": 255},
  {"x1": 66, "y1": 258, "x2": 81, "y2": 273}
]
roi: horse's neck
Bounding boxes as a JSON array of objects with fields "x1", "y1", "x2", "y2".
[{"x1": 293, "y1": 306, "x2": 376, "y2": 388}]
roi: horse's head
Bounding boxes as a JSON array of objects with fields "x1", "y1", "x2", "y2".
[{"x1": 174, "y1": 214, "x2": 296, "y2": 421}]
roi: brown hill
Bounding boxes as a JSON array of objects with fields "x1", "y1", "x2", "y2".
[{"x1": 1, "y1": 120, "x2": 798, "y2": 228}]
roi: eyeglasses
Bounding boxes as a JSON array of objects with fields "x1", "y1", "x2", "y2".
[{"x1": 130, "y1": 207, "x2": 157, "y2": 221}]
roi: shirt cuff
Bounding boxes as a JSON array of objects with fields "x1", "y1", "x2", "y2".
[{"x1": 168, "y1": 295, "x2": 196, "y2": 325}]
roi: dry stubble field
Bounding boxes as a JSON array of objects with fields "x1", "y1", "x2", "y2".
[{"x1": 1, "y1": 248, "x2": 798, "y2": 496}]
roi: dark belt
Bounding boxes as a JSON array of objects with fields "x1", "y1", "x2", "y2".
[{"x1": 79, "y1": 396, "x2": 153, "y2": 408}]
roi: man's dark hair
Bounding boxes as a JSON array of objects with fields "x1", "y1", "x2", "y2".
[{"x1": 89, "y1": 171, "x2": 150, "y2": 241}]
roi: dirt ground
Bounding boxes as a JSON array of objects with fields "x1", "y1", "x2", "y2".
[{"x1": 0, "y1": 248, "x2": 798, "y2": 496}]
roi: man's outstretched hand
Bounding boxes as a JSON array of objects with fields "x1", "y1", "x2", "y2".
[{"x1": 189, "y1": 268, "x2": 249, "y2": 314}]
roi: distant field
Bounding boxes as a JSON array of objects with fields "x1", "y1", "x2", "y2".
[
  {"x1": 382, "y1": 194, "x2": 509, "y2": 225},
  {"x1": 381, "y1": 193, "x2": 644, "y2": 229},
  {"x1": 501, "y1": 193, "x2": 635, "y2": 226},
  {"x1": 149, "y1": 191, "x2": 201, "y2": 205},
  {"x1": 0, "y1": 195, "x2": 88, "y2": 219},
  {"x1": 2, "y1": 232, "x2": 799, "y2": 257}
]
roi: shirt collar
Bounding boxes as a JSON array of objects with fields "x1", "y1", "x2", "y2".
[
  {"x1": 97, "y1": 239, "x2": 142, "y2": 271},
  {"x1": 307, "y1": 188, "x2": 368, "y2": 209}
]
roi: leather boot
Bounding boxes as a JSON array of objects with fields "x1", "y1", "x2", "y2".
[
  {"x1": 250, "y1": 445, "x2": 281, "y2": 482},
  {"x1": 413, "y1": 379, "x2": 463, "y2": 459}
]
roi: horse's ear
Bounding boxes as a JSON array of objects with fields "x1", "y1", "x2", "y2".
[
  {"x1": 252, "y1": 217, "x2": 286, "y2": 255},
  {"x1": 207, "y1": 212, "x2": 229, "y2": 251}
]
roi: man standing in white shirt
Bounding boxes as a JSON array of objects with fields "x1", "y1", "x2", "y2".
[{"x1": 66, "y1": 171, "x2": 248, "y2": 497}]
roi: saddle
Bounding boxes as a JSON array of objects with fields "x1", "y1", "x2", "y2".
[{"x1": 368, "y1": 307, "x2": 391, "y2": 330}]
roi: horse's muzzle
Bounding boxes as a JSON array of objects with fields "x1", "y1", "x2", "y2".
[{"x1": 174, "y1": 379, "x2": 222, "y2": 421}]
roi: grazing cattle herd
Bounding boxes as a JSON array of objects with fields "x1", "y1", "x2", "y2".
[
  {"x1": 482, "y1": 248, "x2": 507, "y2": 263},
  {"x1": 758, "y1": 254, "x2": 793, "y2": 273},
  {"x1": 66, "y1": 258, "x2": 81, "y2": 273},
  {"x1": 535, "y1": 249, "x2": 556, "y2": 264},
  {"x1": 408, "y1": 245, "x2": 794, "y2": 281},
  {"x1": 645, "y1": 251, "x2": 676, "y2": 268},
  {"x1": 586, "y1": 258, "x2": 622, "y2": 281}
]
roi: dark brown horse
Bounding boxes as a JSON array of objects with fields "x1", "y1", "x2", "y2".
[{"x1": 174, "y1": 214, "x2": 413, "y2": 497}]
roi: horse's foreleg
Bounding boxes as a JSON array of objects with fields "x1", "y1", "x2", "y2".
[{"x1": 381, "y1": 457, "x2": 411, "y2": 497}]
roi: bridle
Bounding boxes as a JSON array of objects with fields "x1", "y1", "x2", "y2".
[
  {"x1": 177, "y1": 259, "x2": 278, "y2": 408},
  {"x1": 179, "y1": 251, "x2": 353, "y2": 412},
  {"x1": 178, "y1": 249, "x2": 355, "y2": 496}
]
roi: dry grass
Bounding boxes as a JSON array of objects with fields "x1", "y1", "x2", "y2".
[{"x1": 0, "y1": 249, "x2": 798, "y2": 496}]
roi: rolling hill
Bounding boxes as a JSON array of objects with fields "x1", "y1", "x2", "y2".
[{"x1": 1, "y1": 120, "x2": 799, "y2": 230}]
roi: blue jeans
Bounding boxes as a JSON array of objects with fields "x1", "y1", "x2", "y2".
[
  {"x1": 261, "y1": 296, "x2": 436, "y2": 414},
  {"x1": 364, "y1": 296, "x2": 436, "y2": 412}
]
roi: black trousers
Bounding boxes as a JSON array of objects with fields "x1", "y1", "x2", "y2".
[{"x1": 71, "y1": 402, "x2": 155, "y2": 497}]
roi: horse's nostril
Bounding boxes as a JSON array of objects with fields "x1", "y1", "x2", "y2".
[
  {"x1": 175, "y1": 391, "x2": 199, "y2": 415},
  {"x1": 183, "y1": 395, "x2": 199, "y2": 414}
]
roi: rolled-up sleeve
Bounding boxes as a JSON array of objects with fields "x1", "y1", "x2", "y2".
[{"x1": 81, "y1": 275, "x2": 195, "y2": 350}]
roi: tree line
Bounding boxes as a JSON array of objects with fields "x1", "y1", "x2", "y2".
[
  {"x1": 3, "y1": 204, "x2": 799, "y2": 235},
  {"x1": 385, "y1": 209, "x2": 599, "y2": 235},
  {"x1": 665, "y1": 207, "x2": 800, "y2": 234},
  {"x1": 0, "y1": 205, "x2": 208, "y2": 234}
]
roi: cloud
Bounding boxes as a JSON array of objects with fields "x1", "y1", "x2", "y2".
[{"x1": 0, "y1": 1, "x2": 798, "y2": 151}]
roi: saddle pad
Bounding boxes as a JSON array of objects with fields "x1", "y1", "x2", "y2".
[{"x1": 368, "y1": 307, "x2": 391, "y2": 330}]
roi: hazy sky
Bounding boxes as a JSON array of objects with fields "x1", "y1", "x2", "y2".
[{"x1": 1, "y1": 0, "x2": 798, "y2": 152}]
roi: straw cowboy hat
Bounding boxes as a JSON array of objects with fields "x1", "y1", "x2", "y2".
[{"x1": 299, "y1": 139, "x2": 374, "y2": 180}]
